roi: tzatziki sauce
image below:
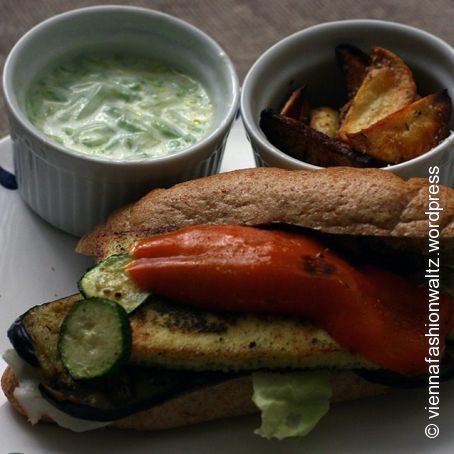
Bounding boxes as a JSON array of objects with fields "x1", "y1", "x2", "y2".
[{"x1": 26, "y1": 54, "x2": 214, "y2": 160}]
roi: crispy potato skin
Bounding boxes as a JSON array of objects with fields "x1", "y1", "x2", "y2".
[
  {"x1": 338, "y1": 46, "x2": 417, "y2": 140},
  {"x1": 347, "y1": 90, "x2": 452, "y2": 163},
  {"x1": 255, "y1": 45, "x2": 451, "y2": 168},
  {"x1": 310, "y1": 107, "x2": 340, "y2": 137},
  {"x1": 339, "y1": 99, "x2": 352, "y2": 126},
  {"x1": 260, "y1": 109, "x2": 384, "y2": 168},
  {"x1": 336, "y1": 44, "x2": 370, "y2": 98},
  {"x1": 280, "y1": 86, "x2": 311, "y2": 123}
]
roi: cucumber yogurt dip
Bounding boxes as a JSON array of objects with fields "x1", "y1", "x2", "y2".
[{"x1": 26, "y1": 54, "x2": 214, "y2": 160}]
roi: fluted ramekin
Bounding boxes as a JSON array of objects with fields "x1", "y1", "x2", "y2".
[{"x1": 3, "y1": 6, "x2": 239, "y2": 236}]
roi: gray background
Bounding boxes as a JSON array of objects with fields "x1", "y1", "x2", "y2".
[{"x1": 0, "y1": 0, "x2": 453, "y2": 137}]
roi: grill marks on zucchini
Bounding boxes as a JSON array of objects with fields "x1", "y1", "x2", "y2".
[
  {"x1": 79, "y1": 254, "x2": 151, "y2": 314},
  {"x1": 58, "y1": 298, "x2": 132, "y2": 380}
]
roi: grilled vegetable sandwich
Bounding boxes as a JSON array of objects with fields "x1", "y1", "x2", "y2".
[{"x1": 3, "y1": 167, "x2": 454, "y2": 439}]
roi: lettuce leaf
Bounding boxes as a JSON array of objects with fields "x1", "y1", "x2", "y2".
[{"x1": 252, "y1": 371, "x2": 332, "y2": 440}]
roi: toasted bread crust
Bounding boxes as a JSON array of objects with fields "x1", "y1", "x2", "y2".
[
  {"x1": 76, "y1": 167, "x2": 454, "y2": 257},
  {"x1": 1, "y1": 366, "x2": 388, "y2": 431}
]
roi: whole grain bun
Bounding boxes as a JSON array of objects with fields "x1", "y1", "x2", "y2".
[
  {"x1": 1, "y1": 366, "x2": 388, "y2": 431},
  {"x1": 76, "y1": 167, "x2": 454, "y2": 257}
]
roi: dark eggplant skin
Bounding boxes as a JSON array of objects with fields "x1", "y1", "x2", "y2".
[
  {"x1": 39, "y1": 370, "x2": 235, "y2": 422},
  {"x1": 39, "y1": 384, "x2": 184, "y2": 422},
  {"x1": 354, "y1": 361, "x2": 454, "y2": 389},
  {"x1": 39, "y1": 384, "x2": 178, "y2": 422},
  {"x1": 7, "y1": 309, "x2": 39, "y2": 367},
  {"x1": 7, "y1": 296, "x2": 80, "y2": 368}
]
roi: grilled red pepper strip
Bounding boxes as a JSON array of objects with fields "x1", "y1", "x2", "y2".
[{"x1": 127, "y1": 225, "x2": 454, "y2": 376}]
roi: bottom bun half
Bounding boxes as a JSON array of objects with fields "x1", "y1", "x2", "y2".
[{"x1": 2, "y1": 366, "x2": 389, "y2": 431}]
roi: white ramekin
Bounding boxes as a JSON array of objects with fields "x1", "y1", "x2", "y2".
[
  {"x1": 3, "y1": 6, "x2": 239, "y2": 236},
  {"x1": 241, "y1": 20, "x2": 454, "y2": 185}
]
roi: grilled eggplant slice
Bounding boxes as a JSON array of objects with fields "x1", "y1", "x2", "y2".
[
  {"x1": 335, "y1": 44, "x2": 370, "y2": 98},
  {"x1": 260, "y1": 109, "x2": 384, "y2": 168},
  {"x1": 8, "y1": 296, "x2": 80, "y2": 384},
  {"x1": 338, "y1": 46, "x2": 417, "y2": 141},
  {"x1": 39, "y1": 366, "x2": 231, "y2": 422},
  {"x1": 7, "y1": 313, "x2": 40, "y2": 367},
  {"x1": 10, "y1": 288, "x2": 375, "y2": 379},
  {"x1": 346, "y1": 90, "x2": 452, "y2": 163}
]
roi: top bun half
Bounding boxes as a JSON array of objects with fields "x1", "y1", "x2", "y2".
[{"x1": 76, "y1": 167, "x2": 454, "y2": 258}]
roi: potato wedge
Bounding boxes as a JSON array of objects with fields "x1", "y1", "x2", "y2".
[
  {"x1": 339, "y1": 99, "x2": 352, "y2": 126},
  {"x1": 260, "y1": 109, "x2": 384, "y2": 168},
  {"x1": 310, "y1": 107, "x2": 340, "y2": 137},
  {"x1": 280, "y1": 86, "x2": 311, "y2": 123},
  {"x1": 346, "y1": 90, "x2": 452, "y2": 163},
  {"x1": 338, "y1": 46, "x2": 417, "y2": 141},
  {"x1": 335, "y1": 44, "x2": 370, "y2": 98}
]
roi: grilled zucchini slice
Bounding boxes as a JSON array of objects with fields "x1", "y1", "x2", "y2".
[
  {"x1": 58, "y1": 298, "x2": 132, "y2": 380},
  {"x1": 79, "y1": 255, "x2": 150, "y2": 314}
]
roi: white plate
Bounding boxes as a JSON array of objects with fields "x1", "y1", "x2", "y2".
[{"x1": 1, "y1": 121, "x2": 453, "y2": 453}]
